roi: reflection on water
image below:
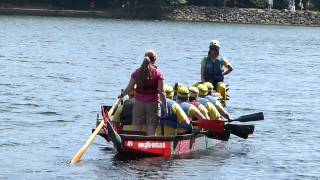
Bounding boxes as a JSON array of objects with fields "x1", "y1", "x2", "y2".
[{"x1": 1, "y1": 15, "x2": 320, "y2": 179}]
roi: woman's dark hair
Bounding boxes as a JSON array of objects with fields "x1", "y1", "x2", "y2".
[{"x1": 137, "y1": 56, "x2": 154, "y2": 88}]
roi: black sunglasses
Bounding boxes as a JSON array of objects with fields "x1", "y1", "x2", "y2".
[{"x1": 210, "y1": 46, "x2": 219, "y2": 51}]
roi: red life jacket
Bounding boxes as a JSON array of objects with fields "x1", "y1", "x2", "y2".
[{"x1": 190, "y1": 100, "x2": 200, "y2": 108}]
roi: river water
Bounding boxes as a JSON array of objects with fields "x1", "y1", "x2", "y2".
[{"x1": 1, "y1": 15, "x2": 320, "y2": 180}]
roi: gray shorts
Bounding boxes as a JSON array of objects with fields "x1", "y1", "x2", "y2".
[{"x1": 132, "y1": 99, "x2": 160, "y2": 127}]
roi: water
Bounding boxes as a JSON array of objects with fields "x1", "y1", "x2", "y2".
[{"x1": 1, "y1": 15, "x2": 320, "y2": 179}]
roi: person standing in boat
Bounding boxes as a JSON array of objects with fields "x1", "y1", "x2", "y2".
[
  {"x1": 200, "y1": 40, "x2": 234, "y2": 103},
  {"x1": 119, "y1": 49, "x2": 167, "y2": 136},
  {"x1": 157, "y1": 84, "x2": 192, "y2": 136}
]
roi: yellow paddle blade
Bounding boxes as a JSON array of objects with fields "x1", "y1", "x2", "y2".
[
  {"x1": 70, "y1": 120, "x2": 104, "y2": 165},
  {"x1": 70, "y1": 99, "x2": 120, "y2": 165}
]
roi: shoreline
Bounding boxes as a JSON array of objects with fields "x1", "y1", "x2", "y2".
[{"x1": 0, "y1": 6, "x2": 319, "y2": 27}]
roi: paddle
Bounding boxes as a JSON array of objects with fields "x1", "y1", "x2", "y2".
[
  {"x1": 192, "y1": 120, "x2": 254, "y2": 136},
  {"x1": 191, "y1": 119, "x2": 225, "y2": 133},
  {"x1": 70, "y1": 98, "x2": 120, "y2": 165},
  {"x1": 224, "y1": 124, "x2": 255, "y2": 139},
  {"x1": 228, "y1": 112, "x2": 264, "y2": 123},
  {"x1": 192, "y1": 112, "x2": 263, "y2": 139}
]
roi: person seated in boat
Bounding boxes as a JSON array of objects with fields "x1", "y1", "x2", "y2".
[
  {"x1": 203, "y1": 82, "x2": 231, "y2": 120},
  {"x1": 164, "y1": 84, "x2": 174, "y2": 100},
  {"x1": 188, "y1": 86, "x2": 210, "y2": 120},
  {"x1": 156, "y1": 84, "x2": 192, "y2": 136},
  {"x1": 204, "y1": 82, "x2": 223, "y2": 102},
  {"x1": 200, "y1": 40, "x2": 234, "y2": 103},
  {"x1": 172, "y1": 82, "x2": 184, "y2": 101},
  {"x1": 175, "y1": 86, "x2": 206, "y2": 121},
  {"x1": 118, "y1": 49, "x2": 167, "y2": 136},
  {"x1": 196, "y1": 84, "x2": 222, "y2": 120}
]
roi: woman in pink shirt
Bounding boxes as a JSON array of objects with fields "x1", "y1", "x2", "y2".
[{"x1": 119, "y1": 49, "x2": 167, "y2": 136}]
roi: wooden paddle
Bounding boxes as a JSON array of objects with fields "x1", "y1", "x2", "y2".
[{"x1": 70, "y1": 98, "x2": 120, "y2": 165}]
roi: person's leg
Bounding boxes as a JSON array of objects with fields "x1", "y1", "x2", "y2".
[
  {"x1": 145, "y1": 102, "x2": 160, "y2": 136},
  {"x1": 132, "y1": 100, "x2": 145, "y2": 132}
]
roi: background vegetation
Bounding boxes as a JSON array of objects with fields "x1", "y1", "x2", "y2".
[{"x1": 0, "y1": 0, "x2": 318, "y2": 11}]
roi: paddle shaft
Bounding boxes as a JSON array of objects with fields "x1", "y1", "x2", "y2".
[
  {"x1": 228, "y1": 112, "x2": 264, "y2": 122},
  {"x1": 70, "y1": 99, "x2": 120, "y2": 165}
]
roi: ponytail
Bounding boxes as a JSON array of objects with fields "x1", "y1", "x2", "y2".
[{"x1": 137, "y1": 56, "x2": 154, "y2": 87}]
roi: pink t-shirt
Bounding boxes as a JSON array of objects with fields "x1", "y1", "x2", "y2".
[{"x1": 131, "y1": 68, "x2": 164, "y2": 103}]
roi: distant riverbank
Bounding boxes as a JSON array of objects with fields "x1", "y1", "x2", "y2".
[{"x1": 1, "y1": 6, "x2": 319, "y2": 26}]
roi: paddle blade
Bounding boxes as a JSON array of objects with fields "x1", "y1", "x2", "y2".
[
  {"x1": 231, "y1": 112, "x2": 264, "y2": 122},
  {"x1": 224, "y1": 124, "x2": 255, "y2": 139},
  {"x1": 230, "y1": 129, "x2": 249, "y2": 139},
  {"x1": 225, "y1": 124, "x2": 255, "y2": 134},
  {"x1": 192, "y1": 119, "x2": 225, "y2": 133},
  {"x1": 206, "y1": 131, "x2": 230, "y2": 141},
  {"x1": 70, "y1": 120, "x2": 104, "y2": 165},
  {"x1": 70, "y1": 99, "x2": 120, "y2": 165}
]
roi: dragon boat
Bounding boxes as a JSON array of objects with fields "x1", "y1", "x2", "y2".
[{"x1": 95, "y1": 104, "x2": 264, "y2": 159}]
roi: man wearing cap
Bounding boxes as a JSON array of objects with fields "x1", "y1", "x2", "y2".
[
  {"x1": 197, "y1": 84, "x2": 222, "y2": 120},
  {"x1": 176, "y1": 86, "x2": 206, "y2": 121},
  {"x1": 188, "y1": 86, "x2": 210, "y2": 120},
  {"x1": 200, "y1": 40, "x2": 234, "y2": 102},
  {"x1": 157, "y1": 84, "x2": 192, "y2": 136}
]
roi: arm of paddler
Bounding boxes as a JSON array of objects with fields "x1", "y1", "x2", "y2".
[
  {"x1": 189, "y1": 105, "x2": 205, "y2": 120},
  {"x1": 205, "y1": 102, "x2": 221, "y2": 120},
  {"x1": 172, "y1": 103, "x2": 190, "y2": 126},
  {"x1": 222, "y1": 57, "x2": 234, "y2": 76},
  {"x1": 215, "y1": 100, "x2": 231, "y2": 120},
  {"x1": 200, "y1": 58, "x2": 206, "y2": 83},
  {"x1": 198, "y1": 104, "x2": 210, "y2": 119}
]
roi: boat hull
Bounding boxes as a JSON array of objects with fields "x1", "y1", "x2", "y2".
[{"x1": 99, "y1": 105, "x2": 229, "y2": 159}]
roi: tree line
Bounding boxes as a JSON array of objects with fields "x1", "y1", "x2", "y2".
[{"x1": 0, "y1": 0, "x2": 319, "y2": 10}]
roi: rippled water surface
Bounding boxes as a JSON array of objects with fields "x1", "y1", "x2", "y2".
[{"x1": 1, "y1": 15, "x2": 320, "y2": 179}]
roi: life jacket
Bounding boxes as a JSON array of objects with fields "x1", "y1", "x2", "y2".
[
  {"x1": 206, "y1": 95, "x2": 218, "y2": 105},
  {"x1": 160, "y1": 99, "x2": 191, "y2": 131},
  {"x1": 190, "y1": 100, "x2": 200, "y2": 109},
  {"x1": 204, "y1": 56, "x2": 224, "y2": 85},
  {"x1": 180, "y1": 102, "x2": 192, "y2": 116},
  {"x1": 198, "y1": 97, "x2": 209, "y2": 106},
  {"x1": 135, "y1": 68, "x2": 159, "y2": 95},
  {"x1": 120, "y1": 100, "x2": 134, "y2": 125},
  {"x1": 161, "y1": 99, "x2": 176, "y2": 122}
]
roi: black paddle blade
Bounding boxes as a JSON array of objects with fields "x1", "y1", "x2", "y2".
[
  {"x1": 230, "y1": 129, "x2": 249, "y2": 139},
  {"x1": 231, "y1": 112, "x2": 264, "y2": 122},
  {"x1": 206, "y1": 131, "x2": 230, "y2": 141},
  {"x1": 224, "y1": 124, "x2": 255, "y2": 139},
  {"x1": 226, "y1": 124, "x2": 255, "y2": 134}
]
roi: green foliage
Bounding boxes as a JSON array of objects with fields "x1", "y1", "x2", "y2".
[
  {"x1": 166, "y1": 0, "x2": 188, "y2": 5},
  {"x1": 255, "y1": 0, "x2": 267, "y2": 8},
  {"x1": 310, "y1": 0, "x2": 320, "y2": 10},
  {"x1": 273, "y1": 0, "x2": 287, "y2": 9}
]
